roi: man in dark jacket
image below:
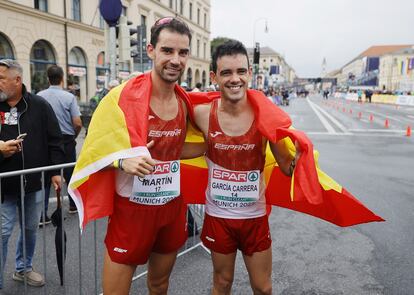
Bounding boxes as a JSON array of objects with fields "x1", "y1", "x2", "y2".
[{"x1": 0, "y1": 59, "x2": 65, "y2": 288}]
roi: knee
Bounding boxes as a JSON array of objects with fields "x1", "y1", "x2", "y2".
[
  {"x1": 251, "y1": 281, "x2": 272, "y2": 295},
  {"x1": 213, "y1": 272, "x2": 234, "y2": 293},
  {"x1": 147, "y1": 277, "x2": 169, "y2": 295}
]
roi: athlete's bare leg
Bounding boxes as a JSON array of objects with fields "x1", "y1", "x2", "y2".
[
  {"x1": 103, "y1": 249, "x2": 136, "y2": 295},
  {"x1": 147, "y1": 251, "x2": 178, "y2": 295},
  {"x1": 211, "y1": 251, "x2": 237, "y2": 295},
  {"x1": 243, "y1": 247, "x2": 272, "y2": 295}
]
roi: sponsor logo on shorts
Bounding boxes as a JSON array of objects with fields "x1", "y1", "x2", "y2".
[
  {"x1": 113, "y1": 247, "x2": 128, "y2": 253},
  {"x1": 205, "y1": 236, "x2": 215, "y2": 242}
]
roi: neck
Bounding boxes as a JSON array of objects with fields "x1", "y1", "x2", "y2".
[
  {"x1": 7, "y1": 86, "x2": 22, "y2": 107},
  {"x1": 219, "y1": 94, "x2": 249, "y2": 115},
  {"x1": 151, "y1": 71, "x2": 176, "y2": 101}
]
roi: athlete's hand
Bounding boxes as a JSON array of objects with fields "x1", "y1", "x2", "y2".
[
  {"x1": 147, "y1": 140, "x2": 155, "y2": 150},
  {"x1": 294, "y1": 140, "x2": 302, "y2": 161},
  {"x1": 122, "y1": 156, "x2": 156, "y2": 177}
]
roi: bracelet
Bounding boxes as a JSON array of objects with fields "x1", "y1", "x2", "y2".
[
  {"x1": 119, "y1": 158, "x2": 124, "y2": 171},
  {"x1": 289, "y1": 158, "x2": 296, "y2": 175},
  {"x1": 113, "y1": 159, "x2": 119, "y2": 169}
]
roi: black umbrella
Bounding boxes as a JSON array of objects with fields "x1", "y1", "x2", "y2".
[{"x1": 51, "y1": 189, "x2": 67, "y2": 286}]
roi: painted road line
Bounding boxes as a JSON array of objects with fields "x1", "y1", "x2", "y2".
[
  {"x1": 309, "y1": 99, "x2": 350, "y2": 134},
  {"x1": 367, "y1": 110, "x2": 403, "y2": 122},
  {"x1": 348, "y1": 129, "x2": 406, "y2": 133},
  {"x1": 307, "y1": 132, "x2": 407, "y2": 137},
  {"x1": 306, "y1": 98, "x2": 336, "y2": 134}
]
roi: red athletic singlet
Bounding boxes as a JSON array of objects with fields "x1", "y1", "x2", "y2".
[{"x1": 205, "y1": 100, "x2": 266, "y2": 219}]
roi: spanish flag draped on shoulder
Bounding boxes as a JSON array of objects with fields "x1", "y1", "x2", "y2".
[
  {"x1": 181, "y1": 90, "x2": 384, "y2": 227},
  {"x1": 68, "y1": 72, "x2": 192, "y2": 229}
]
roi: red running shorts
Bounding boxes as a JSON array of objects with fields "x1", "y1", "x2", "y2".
[
  {"x1": 201, "y1": 214, "x2": 271, "y2": 256},
  {"x1": 105, "y1": 194, "x2": 187, "y2": 265}
]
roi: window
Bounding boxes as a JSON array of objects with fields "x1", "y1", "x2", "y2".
[
  {"x1": 121, "y1": 6, "x2": 127, "y2": 16},
  {"x1": 34, "y1": 0, "x2": 47, "y2": 12},
  {"x1": 180, "y1": 0, "x2": 184, "y2": 14},
  {"x1": 197, "y1": 8, "x2": 200, "y2": 24},
  {"x1": 203, "y1": 42, "x2": 206, "y2": 59},
  {"x1": 169, "y1": 0, "x2": 173, "y2": 9},
  {"x1": 72, "y1": 0, "x2": 81, "y2": 21},
  {"x1": 0, "y1": 34, "x2": 15, "y2": 59},
  {"x1": 141, "y1": 15, "x2": 146, "y2": 26},
  {"x1": 204, "y1": 13, "x2": 207, "y2": 28},
  {"x1": 189, "y1": 3, "x2": 193, "y2": 20},
  {"x1": 197, "y1": 39, "x2": 200, "y2": 57}
]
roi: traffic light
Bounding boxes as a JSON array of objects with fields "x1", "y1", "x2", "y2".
[
  {"x1": 117, "y1": 15, "x2": 138, "y2": 61},
  {"x1": 253, "y1": 42, "x2": 260, "y2": 64}
]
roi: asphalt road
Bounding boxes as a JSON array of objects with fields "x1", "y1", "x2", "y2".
[{"x1": 1, "y1": 95, "x2": 413, "y2": 294}]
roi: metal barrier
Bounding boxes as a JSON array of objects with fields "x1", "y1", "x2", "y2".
[{"x1": 0, "y1": 163, "x2": 207, "y2": 295}]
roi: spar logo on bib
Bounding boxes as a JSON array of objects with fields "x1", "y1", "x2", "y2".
[
  {"x1": 248, "y1": 171, "x2": 259, "y2": 182},
  {"x1": 153, "y1": 161, "x2": 179, "y2": 175},
  {"x1": 212, "y1": 169, "x2": 247, "y2": 182}
]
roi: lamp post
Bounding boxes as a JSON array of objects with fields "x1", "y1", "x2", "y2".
[{"x1": 252, "y1": 18, "x2": 268, "y2": 89}]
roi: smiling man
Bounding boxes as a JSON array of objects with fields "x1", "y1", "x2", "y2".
[
  {"x1": 72, "y1": 18, "x2": 193, "y2": 295},
  {"x1": 189, "y1": 40, "x2": 300, "y2": 295}
]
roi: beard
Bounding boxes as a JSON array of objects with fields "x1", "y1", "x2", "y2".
[
  {"x1": 0, "y1": 91, "x2": 8, "y2": 102},
  {"x1": 156, "y1": 65, "x2": 183, "y2": 83}
]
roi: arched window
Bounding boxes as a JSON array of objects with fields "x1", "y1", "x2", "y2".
[
  {"x1": 68, "y1": 47, "x2": 87, "y2": 101},
  {"x1": 30, "y1": 40, "x2": 56, "y2": 93},
  {"x1": 202, "y1": 70, "x2": 207, "y2": 88},
  {"x1": 0, "y1": 33, "x2": 15, "y2": 59},
  {"x1": 186, "y1": 68, "x2": 192, "y2": 89},
  {"x1": 195, "y1": 69, "x2": 200, "y2": 85}
]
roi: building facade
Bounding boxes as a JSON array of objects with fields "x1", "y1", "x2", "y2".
[
  {"x1": 247, "y1": 46, "x2": 296, "y2": 89},
  {"x1": 331, "y1": 45, "x2": 414, "y2": 92},
  {"x1": 0, "y1": 0, "x2": 210, "y2": 102}
]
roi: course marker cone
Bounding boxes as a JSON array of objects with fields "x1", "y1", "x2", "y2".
[
  {"x1": 369, "y1": 114, "x2": 373, "y2": 122},
  {"x1": 358, "y1": 112, "x2": 362, "y2": 119},
  {"x1": 406, "y1": 126, "x2": 411, "y2": 137},
  {"x1": 349, "y1": 109, "x2": 353, "y2": 114},
  {"x1": 384, "y1": 119, "x2": 389, "y2": 128}
]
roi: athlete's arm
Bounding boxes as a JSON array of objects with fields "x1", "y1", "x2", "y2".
[
  {"x1": 181, "y1": 142, "x2": 207, "y2": 159},
  {"x1": 269, "y1": 139, "x2": 301, "y2": 176},
  {"x1": 106, "y1": 141, "x2": 156, "y2": 177}
]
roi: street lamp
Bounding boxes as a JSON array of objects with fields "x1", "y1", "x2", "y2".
[{"x1": 252, "y1": 17, "x2": 269, "y2": 89}]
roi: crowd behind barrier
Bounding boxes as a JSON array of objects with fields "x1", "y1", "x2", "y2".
[
  {"x1": 0, "y1": 163, "x2": 205, "y2": 295},
  {"x1": 333, "y1": 92, "x2": 414, "y2": 106}
]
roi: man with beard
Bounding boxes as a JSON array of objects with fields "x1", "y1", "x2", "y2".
[
  {"x1": 86, "y1": 18, "x2": 193, "y2": 295},
  {"x1": 0, "y1": 59, "x2": 64, "y2": 289},
  {"x1": 186, "y1": 40, "x2": 300, "y2": 295}
]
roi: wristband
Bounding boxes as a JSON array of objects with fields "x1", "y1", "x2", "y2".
[
  {"x1": 113, "y1": 159, "x2": 120, "y2": 169},
  {"x1": 119, "y1": 158, "x2": 124, "y2": 171}
]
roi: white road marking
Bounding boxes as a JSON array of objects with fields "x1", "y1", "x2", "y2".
[
  {"x1": 366, "y1": 110, "x2": 403, "y2": 122},
  {"x1": 306, "y1": 99, "x2": 336, "y2": 134},
  {"x1": 308, "y1": 99, "x2": 350, "y2": 134}
]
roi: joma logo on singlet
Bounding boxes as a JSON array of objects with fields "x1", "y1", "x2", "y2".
[
  {"x1": 214, "y1": 143, "x2": 255, "y2": 151},
  {"x1": 213, "y1": 169, "x2": 247, "y2": 182},
  {"x1": 148, "y1": 129, "x2": 181, "y2": 138}
]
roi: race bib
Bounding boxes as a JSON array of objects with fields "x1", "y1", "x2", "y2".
[
  {"x1": 130, "y1": 160, "x2": 180, "y2": 205},
  {"x1": 210, "y1": 166, "x2": 260, "y2": 209}
]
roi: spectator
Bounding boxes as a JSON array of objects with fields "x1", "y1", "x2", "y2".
[
  {"x1": 37, "y1": 65, "x2": 82, "y2": 216},
  {"x1": 0, "y1": 59, "x2": 64, "y2": 288},
  {"x1": 365, "y1": 89, "x2": 373, "y2": 103},
  {"x1": 192, "y1": 82, "x2": 202, "y2": 92}
]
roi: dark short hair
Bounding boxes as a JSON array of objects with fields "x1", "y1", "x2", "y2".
[
  {"x1": 150, "y1": 17, "x2": 192, "y2": 47},
  {"x1": 212, "y1": 40, "x2": 249, "y2": 73},
  {"x1": 196, "y1": 82, "x2": 202, "y2": 88},
  {"x1": 47, "y1": 65, "x2": 64, "y2": 85}
]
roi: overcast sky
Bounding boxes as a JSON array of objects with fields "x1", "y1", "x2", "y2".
[{"x1": 210, "y1": 0, "x2": 414, "y2": 78}]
